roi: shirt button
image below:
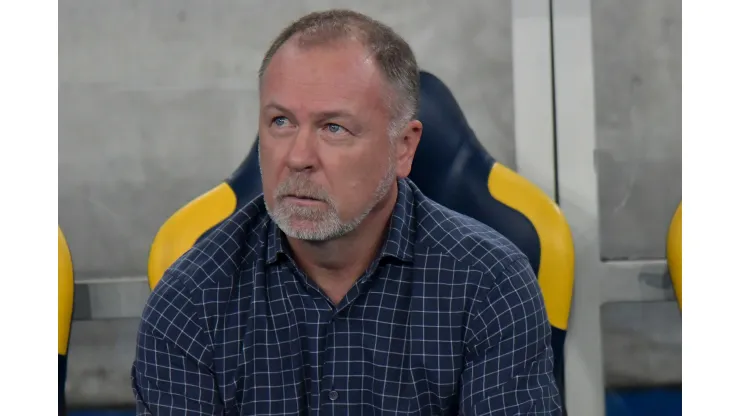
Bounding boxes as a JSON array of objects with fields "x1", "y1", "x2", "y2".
[{"x1": 328, "y1": 390, "x2": 339, "y2": 401}]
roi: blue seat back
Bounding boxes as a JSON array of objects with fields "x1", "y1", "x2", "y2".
[{"x1": 409, "y1": 71, "x2": 574, "y2": 400}]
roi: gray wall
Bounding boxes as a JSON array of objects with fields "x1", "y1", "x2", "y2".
[
  {"x1": 59, "y1": 0, "x2": 515, "y2": 281},
  {"x1": 591, "y1": 0, "x2": 682, "y2": 389},
  {"x1": 592, "y1": 0, "x2": 682, "y2": 261},
  {"x1": 58, "y1": 0, "x2": 682, "y2": 409}
]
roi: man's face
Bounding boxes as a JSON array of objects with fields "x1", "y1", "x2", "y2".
[{"x1": 258, "y1": 39, "x2": 409, "y2": 241}]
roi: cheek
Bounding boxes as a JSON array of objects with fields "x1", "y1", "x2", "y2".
[
  {"x1": 258, "y1": 143, "x2": 283, "y2": 191},
  {"x1": 327, "y1": 153, "x2": 387, "y2": 203}
]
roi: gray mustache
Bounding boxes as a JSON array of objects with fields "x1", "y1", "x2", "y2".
[{"x1": 275, "y1": 177, "x2": 330, "y2": 202}]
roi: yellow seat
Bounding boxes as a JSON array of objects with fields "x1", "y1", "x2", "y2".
[
  {"x1": 58, "y1": 227, "x2": 74, "y2": 416},
  {"x1": 147, "y1": 71, "x2": 575, "y2": 406},
  {"x1": 148, "y1": 184, "x2": 238, "y2": 289},
  {"x1": 667, "y1": 203, "x2": 682, "y2": 310}
]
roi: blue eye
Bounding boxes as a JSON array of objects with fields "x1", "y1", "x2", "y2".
[
  {"x1": 272, "y1": 116, "x2": 289, "y2": 127},
  {"x1": 326, "y1": 123, "x2": 346, "y2": 134}
]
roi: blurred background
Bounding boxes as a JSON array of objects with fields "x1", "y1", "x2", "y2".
[{"x1": 58, "y1": 1, "x2": 681, "y2": 415}]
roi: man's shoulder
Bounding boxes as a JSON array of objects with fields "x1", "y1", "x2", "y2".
[
  {"x1": 155, "y1": 195, "x2": 270, "y2": 299},
  {"x1": 409, "y1": 187, "x2": 543, "y2": 322},
  {"x1": 411, "y1": 185, "x2": 528, "y2": 277}
]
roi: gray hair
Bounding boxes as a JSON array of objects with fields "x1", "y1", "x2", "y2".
[{"x1": 258, "y1": 9, "x2": 420, "y2": 137}]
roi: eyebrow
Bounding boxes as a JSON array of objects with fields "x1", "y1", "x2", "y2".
[{"x1": 263, "y1": 102, "x2": 356, "y2": 121}]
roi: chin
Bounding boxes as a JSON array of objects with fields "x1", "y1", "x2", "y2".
[
  {"x1": 284, "y1": 217, "x2": 358, "y2": 242},
  {"x1": 282, "y1": 227, "x2": 331, "y2": 242}
]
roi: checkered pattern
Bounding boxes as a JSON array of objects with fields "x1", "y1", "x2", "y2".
[{"x1": 131, "y1": 178, "x2": 561, "y2": 415}]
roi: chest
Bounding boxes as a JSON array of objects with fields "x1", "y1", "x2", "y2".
[{"x1": 220, "y1": 263, "x2": 469, "y2": 415}]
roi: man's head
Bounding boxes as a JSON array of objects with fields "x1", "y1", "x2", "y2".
[{"x1": 257, "y1": 10, "x2": 423, "y2": 241}]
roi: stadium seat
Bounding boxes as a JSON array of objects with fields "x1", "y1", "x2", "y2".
[
  {"x1": 147, "y1": 71, "x2": 575, "y2": 407},
  {"x1": 410, "y1": 71, "x2": 574, "y2": 407},
  {"x1": 59, "y1": 227, "x2": 75, "y2": 416},
  {"x1": 666, "y1": 202, "x2": 682, "y2": 310}
]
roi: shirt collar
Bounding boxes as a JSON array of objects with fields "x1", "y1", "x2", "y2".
[
  {"x1": 265, "y1": 178, "x2": 416, "y2": 265},
  {"x1": 377, "y1": 177, "x2": 415, "y2": 262},
  {"x1": 265, "y1": 215, "x2": 286, "y2": 265}
]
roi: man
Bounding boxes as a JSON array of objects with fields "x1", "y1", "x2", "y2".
[{"x1": 132, "y1": 9, "x2": 561, "y2": 416}]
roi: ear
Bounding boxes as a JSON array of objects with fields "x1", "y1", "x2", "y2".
[{"x1": 394, "y1": 119, "x2": 423, "y2": 178}]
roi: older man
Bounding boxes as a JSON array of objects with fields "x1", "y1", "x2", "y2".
[{"x1": 132, "y1": 9, "x2": 561, "y2": 416}]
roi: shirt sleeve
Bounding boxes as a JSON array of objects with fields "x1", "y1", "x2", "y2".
[
  {"x1": 459, "y1": 256, "x2": 563, "y2": 415},
  {"x1": 131, "y1": 271, "x2": 224, "y2": 416}
]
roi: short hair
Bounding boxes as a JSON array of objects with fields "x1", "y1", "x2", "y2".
[{"x1": 258, "y1": 9, "x2": 420, "y2": 135}]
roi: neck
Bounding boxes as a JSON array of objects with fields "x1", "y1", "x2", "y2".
[{"x1": 286, "y1": 182, "x2": 398, "y2": 301}]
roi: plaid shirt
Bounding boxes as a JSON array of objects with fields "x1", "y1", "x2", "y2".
[{"x1": 131, "y1": 178, "x2": 561, "y2": 415}]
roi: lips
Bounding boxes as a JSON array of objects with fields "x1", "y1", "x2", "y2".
[{"x1": 285, "y1": 194, "x2": 322, "y2": 201}]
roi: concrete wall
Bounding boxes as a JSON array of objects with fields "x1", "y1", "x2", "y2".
[
  {"x1": 592, "y1": 0, "x2": 682, "y2": 261},
  {"x1": 58, "y1": 0, "x2": 682, "y2": 409},
  {"x1": 591, "y1": 0, "x2": 682, "y2": 388},
  {"x1": 59, "y1": 0, "x2": 515, "y2": 281}
]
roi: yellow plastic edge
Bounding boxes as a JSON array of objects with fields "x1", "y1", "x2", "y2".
[
  {"x1": 147, "y1": 183, "x2": 237, "y2": 290},
  {"x1": 488, "y1": 163, "x2": 575, "y2": 330},
  {"x1": 58, "y1": 227, "x2": 74, "y2": 355},
  {"x1": 666, "y1": 202, "x2": 682, "y2": 310}
]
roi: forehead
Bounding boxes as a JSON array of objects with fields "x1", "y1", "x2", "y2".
[{"x1": 260, "y1": 39, "x2": 390, "y2": 115}]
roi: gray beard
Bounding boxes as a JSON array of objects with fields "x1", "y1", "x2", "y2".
[{"x1": 262, "y1": 153, "x2": 397, "y2": 242}]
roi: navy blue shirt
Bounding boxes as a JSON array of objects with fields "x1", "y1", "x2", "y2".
[{"x1": 132, "y1": 178, "x2": 561, "y2": 415}]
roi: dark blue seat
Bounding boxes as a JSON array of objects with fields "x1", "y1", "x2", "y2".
[
  {"x1": 410, "y1": 72, "x2": 574, "y2": 404},
  {"x1": 147, "y1": 71, "x2": 575, "y2": 406}
]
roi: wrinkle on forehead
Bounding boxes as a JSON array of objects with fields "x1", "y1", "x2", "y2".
[
  {"x1": 261, "y1": 39, "x2": 391, "y2": 119},
  {"x1": 285, "y1": 35, "x2": 402, "y2": 122}
]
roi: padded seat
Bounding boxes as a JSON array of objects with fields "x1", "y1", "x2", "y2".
[{"x1": 410, "y1": 71, "x2": 574, "y2": 404}]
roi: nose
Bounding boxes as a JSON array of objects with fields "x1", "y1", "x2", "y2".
[{"x1": 286, "y1": 128, "x2": 318, "y2": 172}]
